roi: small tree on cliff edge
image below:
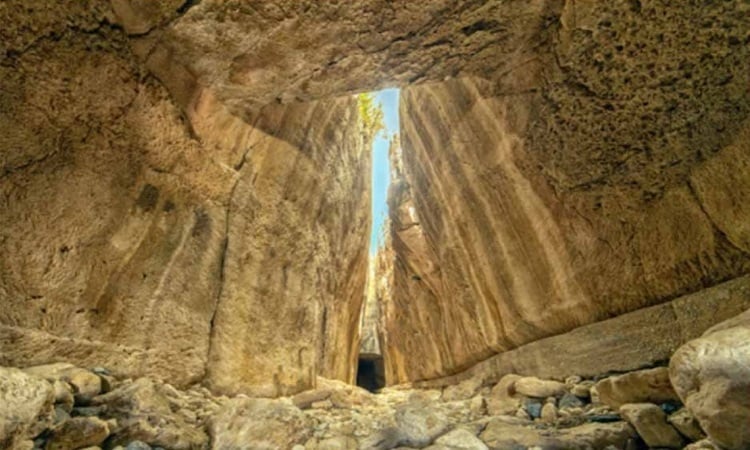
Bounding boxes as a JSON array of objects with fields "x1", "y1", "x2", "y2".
[{"x1": 357, "y1": 93, "x2": 386, "y2": 140}]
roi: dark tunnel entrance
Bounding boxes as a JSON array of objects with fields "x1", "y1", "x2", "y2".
[{"x1": 356, "y1": 354, "x2": 385, "y2": 392}]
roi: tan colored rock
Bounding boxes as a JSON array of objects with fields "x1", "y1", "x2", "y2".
[
  {"x1": 668, "y1": 408, "x2": 705, "y2": 442},
  {"x1": 92, "y1": 378, "x2": 207, "y2": 449},
  {"x1": 209, "y1": 398, "x2": 311, "y2": 450},
  {"x1": 540, "y1": 403, "x2": 558, "y2": 424},
  {"x1": 311, "y1": 436, "x2": 358, "y2": 450},
  {"x1": 479, "y1": 417, "x2": 636, "y2": 449},
  {"x1": 45, "y1": 417, "x2": 109, "y2": 450},
  {"x1": 514, "y1": 377, "x2": 566, "y2": 399},
  {"x1": 670, "y1": 309, "x2": 750, "y2": 450},
  {"x1": 413, "y1": 275, "x2": 750, "y2": 391},
  {"x1": 595, "y1": 367, "x2": 679, "y2": 408},
  {"x1": 395, "y1": 400, "x2": 449, "y2": 447},
  {"x1": 619, "y1": 403, "x2": 684, "y2": 449},
  {"x1": 571, "y1": 381, "x2": 593, "y2": 399},
  {"x1": 486, "y1": 374, "x2": 522, "y2": 416},
  {"x1": 0, "y1": 367, "x2": 55, "y2": 449},
  {"x1": 684, "y1": 439, "x2": 721, "y2": 450},
  {"x1": 23, "y1": 364, "x2": 102, "y2": 405},
  {"x1": 388, "y1": 0, "x2": 750, "y2": 380},
  {"x1": 433, "y1": 428, "x2": 488, "y2": 450}
]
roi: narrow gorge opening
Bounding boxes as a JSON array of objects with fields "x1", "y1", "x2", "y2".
[{"x1": 357, "y1": 88, "x2": 399, "y2": 392}]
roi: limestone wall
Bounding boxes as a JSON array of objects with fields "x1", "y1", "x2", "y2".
[
  {"x1": 386, "y1": 0, "x2": 750, "y2": 383},
  {"x1": 0, "y1": 3, "x2": 371, "y2": 395}
]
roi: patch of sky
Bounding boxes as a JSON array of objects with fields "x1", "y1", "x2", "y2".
[{"x1": 369, "y1": 88, "x2": 399, "y2": 256}]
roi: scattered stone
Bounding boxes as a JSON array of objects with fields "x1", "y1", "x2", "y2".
[
  {"x1": 571, "y1": 381, "x2": 594, "y2": 399},
  {"x1": 480, "y1": 417, "x2": 636, "y2": 449},
  {"x1": 485, "y1": 374, "x2": 521, "y2": 416},
  {"x1": 594, "y1": 367, "x2": 679, "y2": 409},
  {"x1": 433, "y1": 428, "x2": 488, "y2": 450},
  {"x1": 93, "y1": 378, "x2": 208, "y2": 449},
  {"x1": 540, "y1": 402, "x2": 558, "y2": 423},
  {"x1": 311, "y1": 400, "x2": 333, "y2": 409},
  {"x1": 565, "y1": 375, "x2": 583, "y2": 387},
  {"x1": 394, "y1": 399, "x2": 449, "y2": 447},
  {"x1": 311, "y1": 435, "x2": 358, "y2": 450},
  {"x1": 559, "y1": 392, "x2": 585, "y2": 410},
  {"x1": 442, "y1": 378, "x2": 482, "y2": 402},
  {"x1": 72, "y1": 406, "x2": 107, "y2": 417},
  {"x1": 52, "y1": 381, "x2": 74, "y2": 413},
  {"x1": 23, "y1": 364, "x2": 103, "y2": 406},
  {"x1": 670, "y1": 311, "x2": 750, "y2": 450},
  {"x1": 683, "y1": 439, "x2": 721, "y2": 450},
  {"x1": 124, "y1": 441, "x2": 152, "y2": 450},
  {"x1": 668, "y1": 408, "x2": 705, "y2": 442},
  {"x1": 0, "y1": 367, "x2": 55, "y2": 449},
  {"x1": 210, "y1": 398, "x2": 311, "y2": 449},
  {"x1": 619, "y1": 403, "x2": 684, "y2": 449},
  {"x1": 514, "y1": 407, "x2": 531, "y2": 420},
  {"x1": 514, "y1": 377, "x2": 566, "y2": 398},
  {"x1": 523, "y1": 399, "x2": 542, "y2": 419},
  {"x1": 45, "y1": 417, "x2": 110, "y2": 450}
]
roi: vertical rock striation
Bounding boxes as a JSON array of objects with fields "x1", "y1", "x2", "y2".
[
  {"x1": 389, "y1": 0, "x2": 750, "y2": 382},
  {"x1": 0, "y1": 3, "x2": 372, "y2": 395}
]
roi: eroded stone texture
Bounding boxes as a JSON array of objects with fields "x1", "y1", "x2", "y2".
[
  {"x1": 205, "y1": 97, "x2": 371, "y2": 396},
  {"x1": 389, "y1": 0, "x2": 750, "y2": 381},
  {"x1": 134, "y1": 0, "x2": 563, "y2": 113},
  {"x1": 670, "y1": 309, "x2": 750, "y2": 450},
  {"x1": 0, "y1": 16, "x2": 230, "y2": 386},
  {"x1": 0, "y1": 3, "x2": 371, "y2": 395}
]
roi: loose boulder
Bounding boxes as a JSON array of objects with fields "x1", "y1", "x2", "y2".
[
  {"x1": 619, "y1": 403, "x2": 684, "y2": 449},
  {"x1": 209, "y1": 398, "x2": 311, "y2": 449},
  {"x1": 594, "y1": 367, "x2": 679, "y2": 408},
  {"x1": 669, "y1": 310, "x2": 750, "y2": 450},
  {"x1": 0, "y1": 367, "x2": 55, "y2": 449}
]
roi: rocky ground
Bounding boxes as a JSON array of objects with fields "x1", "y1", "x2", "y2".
[{"x1": 2, "y1": 308, "x2": 748, "y2": 450}]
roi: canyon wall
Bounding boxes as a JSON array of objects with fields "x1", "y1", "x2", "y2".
[
  {"x1": 0, "y1": 2, "x2": 371, "y2": 395},
  {"x1": 386, "y1": 0, "x2": 750, "y2": 383}
]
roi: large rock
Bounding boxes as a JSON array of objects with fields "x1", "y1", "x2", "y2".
[
  {"x1": 45, "y1": 417, "x2": 110, "y2": 450},
  {"x1": 479, "y1": 417, "x2": 637, "y2": 449},
  {"x1": 667, "y1": 408, "x2": 705, "y2": 442},
  {"x1": 619, "y1": 403, "x2": 684, "y2": 449},
  {"x1": 670, "y1": 309, "x2": 750, "y2": 450},
  {"x1": 429, "y1": 428, "x2": 488, "y2": 450},
  {"x1": 394, "y1": 400, "x2": 450, "y2": 447},
  {"x1": 92, "y1": 378, "x2": 207, "y2": 449},
  {"x1": 594, "y1": 367, "x2": 679, "y2": 408},
  {"x1": 0, "y1": 367, "x2": 55, "y2": 449},
  {"x1": 23, "y1": 364, "x2": 102, "y2": 405},
  {"x1": 413, "y1": 274, "x2": 750, "y2": 391},
  {"x1": 209, "y1": 398, "x2": 311, "y2": 449}
]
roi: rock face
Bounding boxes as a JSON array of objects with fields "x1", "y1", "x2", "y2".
[
  {"x1": 388, "y1": 0, "x2": 750, "y2": 380},
  {"x1": 670, "y1": 309, "x2": 750, "y2": 450},
  {"x1": 0, "y1": 3, "x2": 371, "y2": 395}
]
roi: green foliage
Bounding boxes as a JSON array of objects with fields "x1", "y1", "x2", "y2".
[{"x1": 357, "y1": 93, "x2": 386, "y2": 139}]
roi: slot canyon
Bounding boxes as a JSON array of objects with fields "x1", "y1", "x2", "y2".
[{"x1": 1, "y1": 1, "x2": 750, "y2": 449}]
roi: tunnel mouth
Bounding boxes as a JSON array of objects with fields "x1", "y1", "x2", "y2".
[{"x1": 356, "y1": 353, "x2": 385, "y2": 392}]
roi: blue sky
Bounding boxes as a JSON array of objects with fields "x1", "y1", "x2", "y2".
[{"x1": 369, "y1": 88, "x2": 399, "y2": 255}]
